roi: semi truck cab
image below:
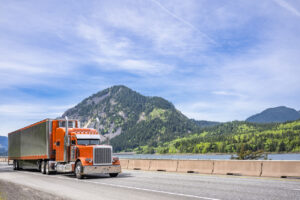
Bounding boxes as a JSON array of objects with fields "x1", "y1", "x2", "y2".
[{"x1": 8, "y1": 118, "x2": 121, "y2": 179}]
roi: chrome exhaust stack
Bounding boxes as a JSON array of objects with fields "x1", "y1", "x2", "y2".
[
  {"x1": 96, "y1": 117, "x2": 100, "y2": 132},
  {"x1": 64, "y1": 116, "x2": 70, "y2": 162}
]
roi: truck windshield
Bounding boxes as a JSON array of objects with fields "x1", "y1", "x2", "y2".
[{"x1": 77, "y1": 139, "x2": 100, "y2": 145}]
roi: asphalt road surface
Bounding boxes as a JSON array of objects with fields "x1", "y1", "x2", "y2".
[{"x1": 0, "y1": 163, "x2": 300, "y2": 200}]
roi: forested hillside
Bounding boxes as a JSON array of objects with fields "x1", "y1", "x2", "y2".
[
  {"x1": 139, "y1": 120, "x2": 300, "y2": 154},
  {"x1": 62, "y1": 85, "x2": 201, "y2": 152}
]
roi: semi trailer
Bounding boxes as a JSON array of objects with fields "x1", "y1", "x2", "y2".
[{"x1": 8, "y1": 118, "x2": 121, "y2": 179}]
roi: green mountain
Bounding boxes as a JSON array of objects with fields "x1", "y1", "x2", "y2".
[
  {"x1": 62, "y1": 85, "x2": 201, "y2": 152},
  {"x1": 246, "y1": 106, "x2": 300, "y2": 123},
  {"x1": 152, "y1": 120, "x2": 300, "y2": 154}
]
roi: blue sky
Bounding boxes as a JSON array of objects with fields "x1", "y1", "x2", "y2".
[{"x1": 1, "y1": 0, "x2": 300, "y2": 136}]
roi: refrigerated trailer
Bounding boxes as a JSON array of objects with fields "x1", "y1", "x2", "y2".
[{"x1": 8, "y1": 118, "x2": 121, "y2": 179}]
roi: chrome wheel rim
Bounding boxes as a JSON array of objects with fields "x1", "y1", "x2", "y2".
[
  {"x1": 76, "y1": 165, "x2": 80, "y2": 175},
  {"x1": 41, "y1": 162, "x2": 44, "y2": 173},
  {"x1": 46, "y1": 163, "x2": 49, "y2": 174}
]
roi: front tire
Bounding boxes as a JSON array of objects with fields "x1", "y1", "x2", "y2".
[
  {"x1": 75, "y1": 161, "x2": 83, "y2": 179},
  {"x1": 109, "y1": 173, "x2": 118, "y2": 177},
  {"x1": 41, "y1": 160, "x2": 46, "y2": 174}
]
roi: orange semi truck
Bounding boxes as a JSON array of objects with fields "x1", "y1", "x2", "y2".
[{"x1": 8, "y1": 118, "x2": 121, "y2": 179}]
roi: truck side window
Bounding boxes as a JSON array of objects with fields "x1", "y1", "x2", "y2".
[{"x1": 56, "y1": 141, "x2": 60, "y2": 146}]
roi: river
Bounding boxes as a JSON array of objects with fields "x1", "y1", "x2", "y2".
[{"x1": 114, "y1": 153, "x2": 300, "y2": 160}]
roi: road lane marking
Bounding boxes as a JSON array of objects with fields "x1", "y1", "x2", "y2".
[
  {"x1": 17, "y1": 171, "x2": 220, "y2": 200},
  {"x1": 82, "y1": 180, "x2": 221, "y2": 200},
  {"x1": 292, "y1": 189, "x2": 300, "y2": 191}
]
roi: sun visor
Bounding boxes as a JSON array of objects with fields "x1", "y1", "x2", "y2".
[{"x1": 76, "y1": 134, "x2": 101, "y2": 139}]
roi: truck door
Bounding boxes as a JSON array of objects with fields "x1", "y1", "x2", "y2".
[{"x1": 55, "y1": 129, "x2": 65, "y2": 162}]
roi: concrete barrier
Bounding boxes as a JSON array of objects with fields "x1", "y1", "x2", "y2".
[
  {"x1": 128, "y1": 159, "x2": 151, "y2": 170},
  {"x1": 0, "y1": 157, "x2": 8, "y2": 162},
  {"x1": 110, "y1": 158, "x2": 300, "y2": 178},
  {"x1": 149, "y1": 160, "x2": 178, "y2": 172},
  {"x1": 120, "y1": 159, "x2": 129, "y2": 169},
  {"x1": 213, "y1": 160, "x2": 262, "y2": 176},
  {"x1": 177, "y1": 160, "x2": 214, "y2": 174},
  {"x1": 261, "y1": 161, "x2": 300, "y2": 178}
]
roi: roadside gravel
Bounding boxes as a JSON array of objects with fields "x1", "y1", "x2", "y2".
[{"x1": 0, "y1": 179, "x2": 69, "y2": 200}]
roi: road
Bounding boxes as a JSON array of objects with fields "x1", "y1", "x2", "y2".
[{"x1": 0, "y1": 163, "x2": 299, "y2": 200}]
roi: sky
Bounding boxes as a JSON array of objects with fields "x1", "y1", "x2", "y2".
[{"x1": 1, "y1": 0, "x2": 300, "y2": 136}]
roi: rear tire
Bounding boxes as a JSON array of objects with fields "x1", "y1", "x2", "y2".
[
  {"x1": 75, "y1": 161, "x2": 83, "y2": 179},
  {"x1": 41, "y1": 161, "x2": 46, "y2": 174},
  {"x1": 45, "y1": 161, "x2": 51, "y2": 175},
  {"x1": 109, "y1": 173, "x2": 118, "y2": 177},
  {"x1": 13, "y1": 160, "x2": 17, "y2": 170}
]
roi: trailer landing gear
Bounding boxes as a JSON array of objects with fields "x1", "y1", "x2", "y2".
[{"x1": 13, "y1": 160, "x2": 19, "y2": 170}]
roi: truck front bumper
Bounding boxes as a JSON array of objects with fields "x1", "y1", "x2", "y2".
[{"x1": 83, "y1": 165, "x2": 121, "y2": 175}]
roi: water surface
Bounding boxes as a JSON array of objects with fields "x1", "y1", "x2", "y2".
[{"x1": 115, "y1": 153, "x2": 300, "y2": 160}]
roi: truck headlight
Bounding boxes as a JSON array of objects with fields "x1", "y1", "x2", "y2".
[
  {"x1": 112, "y1": 157, "x2": 119, "y2": 162},
  {"x1": 85, "y1": 158, "x2": 93, "y2": 163},
  {"x1": 112, "y1": 157, "x2": 120, "y2": 165}
]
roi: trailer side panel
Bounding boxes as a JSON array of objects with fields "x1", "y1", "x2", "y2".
[{"x1": 8, "y1": 120, "x2": 50, "y2": 160}]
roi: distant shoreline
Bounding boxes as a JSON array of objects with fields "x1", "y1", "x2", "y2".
[{"x1": 115, "y1": 152, "x2": 300, "y2": 155}]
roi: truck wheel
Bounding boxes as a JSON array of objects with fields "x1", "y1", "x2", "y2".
[
  {"x1": 41, "y1": 161, "x2": 46, "y2": 174},
  {"x1": 15, "y1": 160, "x2": 20, "y2": 170},
  {"x1": 75, "y1": 161, "x2": 83, "y2": 179},
  {"x1": 45, "y1": 161, "x2": 51, "y2": 175},
  {"x1": 37, "y1": 160, "x2": 41, "y2": 172},
  {"x1": 109, "y1": 173, "x2": 118, "y2": 177},
  {"x1": 13, "y1": 160, "x2": 17, "y2": 170}
]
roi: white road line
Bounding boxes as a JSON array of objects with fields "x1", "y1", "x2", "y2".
[
  {"x1": 17, "y1": 171, "x2": 220, "y2": 200},
  {"x1": 83, "y1": 180, "x2": 220, "y2": 200},
  {"x1": 292, "y1": 189, "x2": 300, "y2": 191}
]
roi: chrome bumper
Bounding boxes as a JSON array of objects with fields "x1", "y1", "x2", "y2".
[{"x1": 83, "y1": 165, "x2": 121, "y2": 175}]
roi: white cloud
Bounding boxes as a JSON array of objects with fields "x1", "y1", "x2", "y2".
[
  {"x1": 95, "y1": 58, "x2": 174, "y2": 75},
  {"x1": 150, "y1": 0, "x2": 215, "y2": 44},
  {"x1": 212, "y1": 91, "x2": 245, "y2": 98},
  {"x1": 89, "y1": 0, "x2": 210, "y2": 56},
  {"x1": 0, "y1": 103, "x2": 74, "y2": 136},
  {"x1": 274, "y1": 0, "x2": 300, "y2": 17},
  {"x1": 77, "y1": 21, "x2": 175, "y2": 75}
]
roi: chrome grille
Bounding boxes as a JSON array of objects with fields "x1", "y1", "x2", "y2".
[{"x1": 93, "y1": 147, "x2": 112, "y2": 165}]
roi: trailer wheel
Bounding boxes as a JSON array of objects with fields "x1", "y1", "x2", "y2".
[
  {"x1": 75, "y1": 161, "x2": 83, "y2": 179},
  {"x1": 109, "y1": 173, "x2": 118, "y2": 177},
  {"x1": 13, "y1": 160, "x2": 20, "y2": 170},
  {"x1": 13, "y1": 160, "x2": 17, "y2": 170},
  {"x1": 41, "y1": 161, "x2": 46, "y2": 174},
  {"x1": 45, "y1": 161, "x2": 51, "y2": 175},
  {"x1": 37, "y1": 160, "x2": 41, "y2": 172}
]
